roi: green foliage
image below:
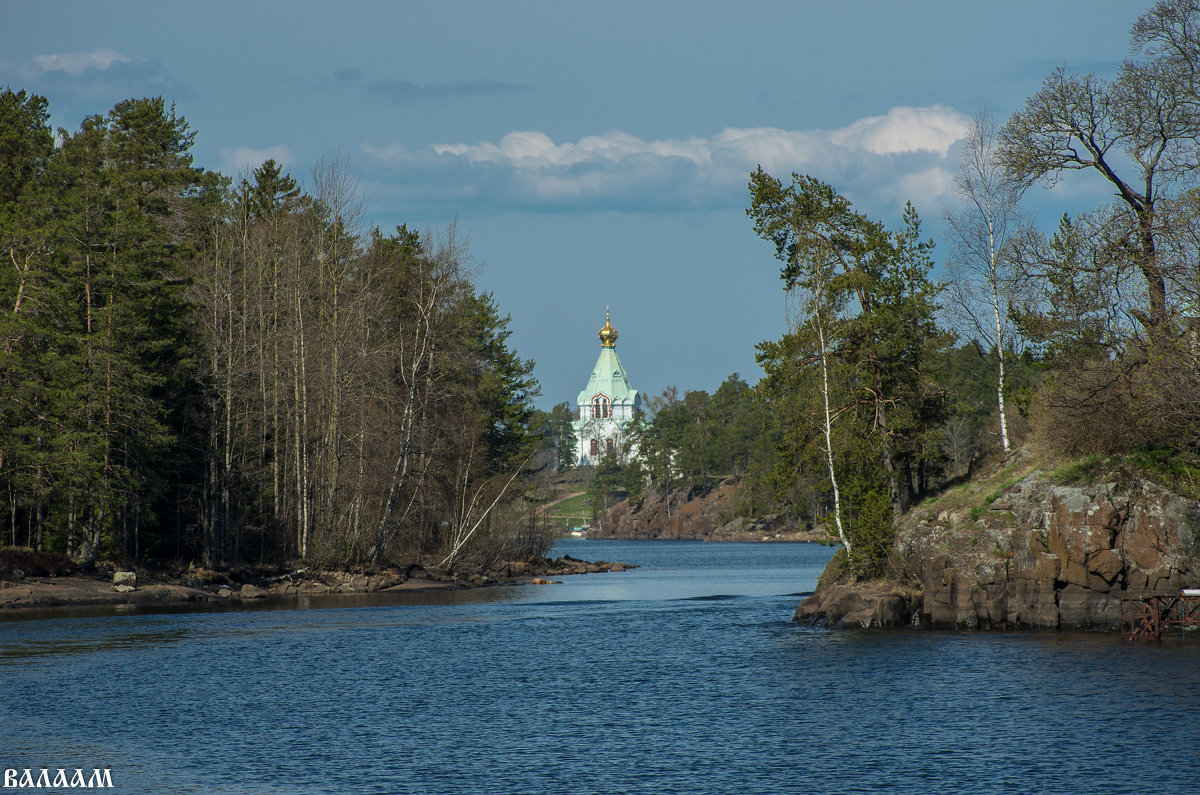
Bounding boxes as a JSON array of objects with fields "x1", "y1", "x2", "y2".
[
  {"x1": 0, "y1": 88, "x2": 53, "y2": 207},
  {"x1": 588, "y1": 452, "x2": 628, "y2": 520},
  {"x1": 1048, "y1": 447, "x2": 1200, "y2": 501},
  {"x1": 748, "y1": 170, "x2": 950, "y2": 573},
  {"x1": 0, "y1": 90, "x2": 546, "y2": 570},
  {"x1": 0, "y1": 94, "x2": 216, "y2": 562},
  {"x1": 463, "y1": 292, "x2": 540, "y2": 474},
  {"x1": 1010, "y1": 214, "x2": 1127, "y2": 365},
  {"x1": 619, "y1": 374, "x2": 792, "y2": 520},
  {"x1": 531, "y1": 402, "x2": 577, "y2": 472}
]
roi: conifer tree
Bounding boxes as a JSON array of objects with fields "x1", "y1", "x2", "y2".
[{"x1": 748, "y1": 170, "x2": 949, "y2": 573}]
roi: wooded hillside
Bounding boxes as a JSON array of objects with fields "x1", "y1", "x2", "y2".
[{"x1": 0, "y1": 92, "x2": 547, "y2": 569}]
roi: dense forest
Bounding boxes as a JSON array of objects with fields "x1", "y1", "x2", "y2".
[
  {"x1": 593, "y1": 0, "x2": 1200, "y2": 575},
  {"x1": 0, "y1": 91, "x2": 549, "y2": 569},
  {"x1": 5, "y1": 1, "x2": 1200, "y2": 579}
]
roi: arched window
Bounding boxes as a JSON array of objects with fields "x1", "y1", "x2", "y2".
[
  {"x1": 589, "y1": 439, "x2": 600, "y2": 458},
  {"x1": 606, "y1": 438, "x2": 615, "y2": 455},
  {"x1": 591, "y1": 396, "x2": 610, "y2": 419}
]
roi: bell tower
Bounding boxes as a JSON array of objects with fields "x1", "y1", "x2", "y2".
[{"x1": 572, "y1": 309, "x2": 641, "y2": 465}]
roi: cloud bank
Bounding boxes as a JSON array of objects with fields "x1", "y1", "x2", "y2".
[
  {"x1": 14, "y1": 49, "x2": 190, "y2": 107},
  {"x1": 361, "y1": 105, "x2": 971, "y2": 216}
]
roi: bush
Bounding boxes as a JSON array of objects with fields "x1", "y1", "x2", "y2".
[
  {"x1": 0, "y1": 548, "x2": 76, "y2": 577},
  {"x1": 1031, "y1": 359, "x2": 1159, "y2": 456}
]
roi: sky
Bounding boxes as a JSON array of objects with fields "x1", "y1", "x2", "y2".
[{"x1": 2, "y1": 0, "x2": 1153, "y2": 410}]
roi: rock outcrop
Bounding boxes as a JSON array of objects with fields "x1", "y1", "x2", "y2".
[
  {"x1": 797, "y1": 464, "x2": 1200, "y2": 631},
  {"x1": 794, "y1": 585, "x2": 917, "y2": 628},
  {"x1": 897, "y1": 475, "x2": 1199, "y2": 630},
  {"x1": 592, "y1": 479, "x2": 823, "y2": 542}
]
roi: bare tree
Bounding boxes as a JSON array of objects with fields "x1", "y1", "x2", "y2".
[
  {"x1": 998, "y1": 1, "x2": 1200, "y2": 332},
  {"x1": 370, "y1": 225, "x2": 474, "y2": 562},
  {"x1": 944, "y1": 109, "x2": 1025, "y2": 453}
]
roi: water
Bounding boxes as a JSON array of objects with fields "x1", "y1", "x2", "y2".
[{"x1": 2, "y1": 540, "x2": 1199, "y2": 794}]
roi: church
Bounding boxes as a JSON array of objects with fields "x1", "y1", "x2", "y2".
[{"x1": 572, "y1": 310, "x2": 642, "y2": 466}]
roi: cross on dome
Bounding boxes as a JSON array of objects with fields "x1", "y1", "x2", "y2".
[{"x1": 598, "y1": 307, "x2": 618, "y2": 348}]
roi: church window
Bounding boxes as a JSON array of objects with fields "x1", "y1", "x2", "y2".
[
  {"x1": 606, "y1": 439, "x2": 615, "y2": 455},
  {"x1": 592, "y1": 396, "x2": 610, "y2": 419},
  {"x1": 590, "y1": 439, "x2": 599, "y2": 458}
]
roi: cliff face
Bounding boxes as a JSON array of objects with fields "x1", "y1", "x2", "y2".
[
  {"x1": 796, "y1": 461, "x2": 1200, "y2": 631},
  {"x1": 591, "y1": 480, "x2": 822, "y2": 543}
]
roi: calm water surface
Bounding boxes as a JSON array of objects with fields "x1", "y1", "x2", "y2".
[{"x1": 2, "y1": 540, "x2": 1199, "y2": 794}]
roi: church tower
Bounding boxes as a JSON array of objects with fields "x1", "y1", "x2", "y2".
[{"x1": 572, "y1": 309, "x2": 641, "y2": 465}]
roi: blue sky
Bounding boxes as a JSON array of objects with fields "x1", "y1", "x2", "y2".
[{"x1": 3, "y1": 0, "x2": 1149, "y2": 409}]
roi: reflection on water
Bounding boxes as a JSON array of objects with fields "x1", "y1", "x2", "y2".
[{"x1": 2, "y1": 540, "x2": 1199, "y2": 795}]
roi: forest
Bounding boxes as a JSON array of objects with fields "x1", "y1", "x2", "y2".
[
  {"x1": 4, "y1": 2, "x2": 1200, "y2": 579},
  {"x1": 0, "y1": 91, "x2": 548, "y2": 570},
  {"x1": 592, "y1": 0, "x2": 1200, "y2": 575}
]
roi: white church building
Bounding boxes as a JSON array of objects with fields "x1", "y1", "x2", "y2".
[{"x1": 572, "y1": 310, "x2": 642, "y2": 466}]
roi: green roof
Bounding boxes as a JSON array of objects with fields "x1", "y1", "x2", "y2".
[{"x1": 577, "y1": 347, "x2": 639, "y2": 405}]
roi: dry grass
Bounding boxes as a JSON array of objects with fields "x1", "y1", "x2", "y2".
[{"x1": 915, "y1": 447, "x2": 1044, "y2": 517}]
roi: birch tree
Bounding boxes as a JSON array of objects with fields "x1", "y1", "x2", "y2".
[
  {"x1": 799, "y1": 243, "x2": 850, "y2": 554},
  {"x1": 943, "y1": 109, "x2": 1024, "y2": 454}
]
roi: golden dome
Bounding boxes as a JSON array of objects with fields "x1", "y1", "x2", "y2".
[{"x1": 598, "y1": 308, "x2": 618, "y2": 348}]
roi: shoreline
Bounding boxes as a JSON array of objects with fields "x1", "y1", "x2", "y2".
[{"x1": 0, "y1": 554, "x2": 635, "y2": 616}]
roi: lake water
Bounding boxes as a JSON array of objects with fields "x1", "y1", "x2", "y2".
[{"x1": 2, "y1": 539, "x2": 1199, "y2": 794}]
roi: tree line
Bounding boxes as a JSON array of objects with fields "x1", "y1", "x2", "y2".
[
  {"x1": 593, "y1": 0, "x2": 1200, "y2": 576},
  {"x1": 0, "y1": 91, "x2": 547, "y2": 569},
  {"x1": 749, "y1": 0, "x2": 1200, "y2": 574},
  {"x1": 585, "y1": 376, "x2": 785, "y2": 524}
]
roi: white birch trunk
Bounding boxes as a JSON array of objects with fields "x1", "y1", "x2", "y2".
[{"x1": 814, "y1": 305, "x2": 850, "y2": 556}]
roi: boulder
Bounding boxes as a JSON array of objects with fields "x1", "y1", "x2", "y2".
[
  {"x1": 112, "y1": 571, "x2": 136, "y2": 589},
  {"x1": 794, "y1": 585, "x2": 915, "y2": 628},
  {"x1": 367, "y1": 573, "x2": 399, "y2": 592},
  {"x1": 239, "y1": 584, "x2": 267, "y2": 598}
]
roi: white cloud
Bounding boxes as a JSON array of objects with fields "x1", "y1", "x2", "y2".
[
  {"x1": 884, "y1": 167, "x2": 958, "y2": 205},
  {"x1": 218, "y1": 145, "x2": 295, "y2": 176},
  {"x1": 32, "y1": 49, "x2": 130, "y2": 76},
  {"x1": 362, "y1": 105, "x2": 972, "y2": 215},
  {"x1": 829, "y1": 105, "x2": 967, "y2": 156}
]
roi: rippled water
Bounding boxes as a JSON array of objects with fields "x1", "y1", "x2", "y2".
[{"x1": 2, "y1": 540, "x2": 1199, "y2": 794}]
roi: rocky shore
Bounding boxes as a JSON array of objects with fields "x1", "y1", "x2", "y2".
[
  {"x1": 795, "y1": 451, "x2": 1200, "y2": 632},
  {"x1": 592, "y1": 478, "x2": 824, "y2": 543},
  {"x1": 0, "y1": 553, "x2": 635, "y2": 613}
]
